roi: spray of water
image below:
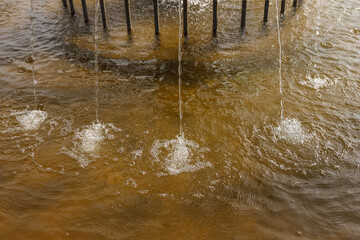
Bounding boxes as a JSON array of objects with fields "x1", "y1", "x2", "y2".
[
  {"x1": 30, "y1": 0, "x2": 37, "y2": 109},
  {"x1": 94, "y1": 0, "x2": 100, "y2": 123},
  {"x1": 275, "y1": 0, "x2": 284, "y2": 120},
  {"x1": 178, "y1": 0, "x2": 183, "y2": 136}
]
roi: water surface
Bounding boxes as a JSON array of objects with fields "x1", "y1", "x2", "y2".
[{"x1": 1, "y1": 0, "x2": 360, "y2": 239}]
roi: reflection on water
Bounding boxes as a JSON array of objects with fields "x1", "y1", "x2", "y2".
[{"x1": 1, "y1": 0, "x2": 360, "y2": 239}]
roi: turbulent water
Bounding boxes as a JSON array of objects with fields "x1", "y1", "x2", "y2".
[{"x1": 1, "y1": 0, "x2": 360, "y2": 239}]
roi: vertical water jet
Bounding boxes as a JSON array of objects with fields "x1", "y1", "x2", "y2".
[
  {"x1": 94, "y1": 0, "x2": 100, "y2": 122},
  {"x1": 30, "y1": 0, "x2": 37, "y2": 109},
  {"x1": 275, "y1": 0, "x2": 284, "y2": 120},
  {"x1": 178, "y1": 0, "x2": 183, "y2": 135}
]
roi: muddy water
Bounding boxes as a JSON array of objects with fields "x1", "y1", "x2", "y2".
[{"x1": 1, "y1": 0, "x2": 360, "y2": 239}]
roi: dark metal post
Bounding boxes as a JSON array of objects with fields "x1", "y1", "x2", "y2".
[
  {"x1": 69, "y1": 0, "x2": 75, "y2": 15},
  {"x1": 241, "y1": 0, "x2": 247, "y2": 31},
  {"x1": 62, "y1": 0, "x2": 67, "y2": 7},
  {"x1": 263, "y1": 0, "x2": 269, "y2": 23},
  {"x1": 213, "y1": 0, "x2": 217, "y2": 37},
  {"x1": 293, "y1": 0, "x2": 298, "y2": 9},
  {"x1": 153, "y1": 0, "x2": 159, "y2": 35},
  {"x1": 281, "y1": 0, "x2": 285, "y2": 17},
  {"x1": 124, "y1": 0, "x2": 132, "y2": 33},
  {"x1": 183, "y1": 0, "x2": 188, "y2": 36},
  {"x1": 100, "y1": 0, "x2": 107, "y2": 28},
  {"x1": 81, "y1": 0, "x2": 89, "y2": 23}
]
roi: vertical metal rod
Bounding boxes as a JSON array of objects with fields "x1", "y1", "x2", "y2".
[
  {"x1": 153, "y1": 0, "x2": 160, "y2": 35},
  {"x1": 263, "y1": 0, "x2": 269, "y2": 23},
  {"x1": 62, "y1": 0, "x2": 68, "y2": 7},
  {"x1": 100, "y1": 0, "x2": 107, "y2": 28},
  {"x1": 69, "y1": 0, "x2": 75, "y2": 15},
  {"x1": 293, "y1": 0, "x2": 298, "y2": 9},
  {"x1": 241, "y1": 0, "x2": 247, "y2": 31},
  {"x1": 183, "y1": 0, "x2": 188, "y2": 36},
  {"x1": 81, "y1": 0, "x2": 89, "y2": 23},
  {"x1": 281, "y1": 0, "x2": 285, "y2": 17},
  {"x1": 124, "y1": 0, "x2": 132, "y2": 33},
  {"x1": 213, "y1": 0, "x2": 217, "y2": 36}
]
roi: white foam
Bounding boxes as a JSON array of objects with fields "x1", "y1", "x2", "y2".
[
  {"x1": 151, "y1": 134, "x2": 211, "y2": 175},
  {"x1": 14, "y1": 110, "x2": 47, "y2": 131},
  {"x1": 75, "y1": 123, "x2": 105, "y2": 153},
  {"x1": 299, "y1": 75, "x2": 335, "y2": 90},
  {"x1": 61, "y1": 122, "x2": 121, "y2": 168},
  {"x1": 273, "y1": 118, "x2": 311, "y2": 145},
  {"x1": 74, "y1": 122, "x2": 120, "y2": 153}
]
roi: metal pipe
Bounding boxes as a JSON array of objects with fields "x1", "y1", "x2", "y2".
[
  {"x1": 81, "y1": 0, "x2": 89, "y2": 23},
  {"x1": 124, "y1": 0, "x2": 132, "y2": 33},
  {"x1": 263, "y1": 0, "x2": 269, "y2": 23},
  {"x1": 281, "y1": 0, "x2": 285, "y2": 17},
  {"x1": 62, "y1": 0, "x2": 67, "y2": 8},
  {"x1": 213, "y1": 0, "x2": 217, "y2": 37},
  {"x1": 69, "y1": 0, "x2": 75, "y2": 15},
  {"x1": 293, "y1": 0, "x2": 298, "y2": 9},
  {"x1": 153, "y1": 0, "x2": 159, "y2": 35},
  {"x1": 100, "y1": 0, "x2": 107, "y2": 28},
  {"x1": 183, "y1": 0, "x2": 188, "y2": 36},
  {"x1": 241, "y1": 0, "x2": 247, "y2": 30}
]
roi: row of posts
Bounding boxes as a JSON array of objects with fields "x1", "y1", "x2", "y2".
[{"x1": 61, "y1": 0, "x2": 299, "y2": 37}]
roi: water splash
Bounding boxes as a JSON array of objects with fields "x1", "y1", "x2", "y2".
[
  {"x1": 275, "y1": 0, "x2": 284, "y2": 120},
  {"x1": 299, "y1": 75, "x2": 335, "y2": 90},
  {"x1": 151, "y1": 134, "x2": 211, "y2": 175},
  {"x1": 75, "y1": 122, "x2": 108, "y2": 153},
  {"x1": 273, "y1": 118, "x2": 311, "y2": 145},
  {"x1": 14, "y1": 110, "x2": 48, "y2": 131},
  {"x1": 61, "y1": 122, "x2": 121, "y2": 168}
]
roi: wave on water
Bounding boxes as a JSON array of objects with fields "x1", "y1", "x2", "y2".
[{"x1": 151, "y1": 134, "x2": 211, "y2": 176}]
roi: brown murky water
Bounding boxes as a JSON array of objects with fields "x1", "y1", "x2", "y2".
[{"x1": 1, "y1": 0, "x2": 360, "y2": 239}]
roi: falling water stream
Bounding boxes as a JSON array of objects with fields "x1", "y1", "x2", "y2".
[
  {"x1": 275, "y1": 0, "x2": 283, "y2": 120},
  {"x1": 94, "y1": 0, "x2": 100, "y2": 123},
  {"x1": 178, "y1": 0, "x2": 183, "y2": 136},
  {"x1": 30, "y1": 0, "x2": 37, "y2": 109}
]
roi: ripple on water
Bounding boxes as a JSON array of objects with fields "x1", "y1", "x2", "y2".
[
  {"x1": 60, "y1": 122, "x2": 121, "y2": 168},
  {"x1": 151, "y1": 134, "x2": 211, "y2": 176},
  {"x1": 273, "y1": 118, "x2": 312, "y2": 145}
]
